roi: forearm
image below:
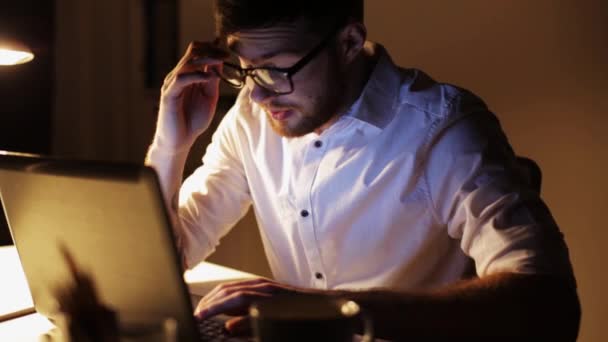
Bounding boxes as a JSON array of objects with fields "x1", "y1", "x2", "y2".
[
  {"x1": 145, "y1": 94, "x2": 206, "y2": 210},
  {"x1": 145, "y1": 141, "x2": 192, "y2": 210},
  {"x1": 145, "y1": 142, "x2": 193, "y2": 270},
  {"x1": 337, "y1": 273, "x2": 580, "y2": 340}
]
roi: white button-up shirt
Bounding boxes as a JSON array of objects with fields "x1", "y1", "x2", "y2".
[{"x1": 148, "y1": 44, "x2": 574, "y2": 291}]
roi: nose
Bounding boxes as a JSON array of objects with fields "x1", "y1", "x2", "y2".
[{"x1": 247, "y1": 78, "x2": 275, "y2": 105}]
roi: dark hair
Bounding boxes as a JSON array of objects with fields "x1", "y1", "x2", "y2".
[{"x1": 213, "y1": 0, "x2": 364, "y2": 38}]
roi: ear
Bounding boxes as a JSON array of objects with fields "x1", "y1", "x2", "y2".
[{"x1": 337, "y1": 22, "x2": 367, "y2": 64}]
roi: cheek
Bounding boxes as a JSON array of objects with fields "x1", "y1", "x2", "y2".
[
  {"x1": 287, "y1": 59, "x2": 341, "y2": 113},
  {"x1": 298, "y1": 75, "x2": 334, "y2": 108},
  {"x1": 281, "y1": 85, "x2": 322, "y2": 115}
]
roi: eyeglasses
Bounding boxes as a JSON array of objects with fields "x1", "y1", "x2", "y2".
[{"x1": 217, "y1": 32, "x2": 335, "y2": 95}]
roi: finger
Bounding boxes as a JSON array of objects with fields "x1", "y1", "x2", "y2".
[
  {"x1": 225, "y1": 316, "x2": 252, "y2": 336},
  {"x1": 194, "y1": 281, "x2": 286, "y2": 320},
  {"x1": 187, "y1": 41, "x2": 230, "y2": 60},
  {"x1": 201, "y1": 278, "x2": 270, "y2": 301},
  {"x1": 162, "y1": 39, "x2": 228, "y2": 96},
  {"x1": 166, "y1": 41, "x2": 227, "y2": 87},
  {"x1": 196, "y1": 281, "x2": 290, "y2": 319},
  {"x1": 162, "y1": 71, "x2": 218, "y2": 98},
  {"x1": 200, "y1": 278, "x2": 273, "y2": 305},
  {"x1": 195, "y1": 290, "x2": 272, "y2": 319},
  {"x1": 163, "y1": 55, "x2": 223, "y2": 92},
  {"x1": 187, "y1": 56, "x2": 225, "y2": 67},
  {"x1": 176, "y1": 41, "x2": 228, "y2": 72},
  {"x1": 175, "y1": 70, "x2": 218, "y2": 82}
]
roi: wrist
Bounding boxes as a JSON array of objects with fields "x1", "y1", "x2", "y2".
[{"x1": 151, "y1": 134, "x2": 195, "y2": 154}]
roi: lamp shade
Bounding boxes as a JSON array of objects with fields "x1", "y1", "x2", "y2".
[{"x1": 0, "y1": 39, "x2": 34, "y2": 65}]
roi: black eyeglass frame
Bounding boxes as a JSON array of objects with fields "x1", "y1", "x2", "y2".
[{"x1": 219, "y1": 31, "x2": 337, "y2": 95}]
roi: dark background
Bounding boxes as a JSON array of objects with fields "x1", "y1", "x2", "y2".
[{"x1": 0, "y1": 1, "x2": 55, "y2": 245}]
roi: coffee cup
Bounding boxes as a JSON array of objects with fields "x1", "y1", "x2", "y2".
[{"x1": 249, "y1": 294, "x2": 373, "y2": 342}]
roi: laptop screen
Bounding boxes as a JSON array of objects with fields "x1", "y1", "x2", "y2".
[{"x1": 0, "y1": 151, "x2": 200, "y2": 341}]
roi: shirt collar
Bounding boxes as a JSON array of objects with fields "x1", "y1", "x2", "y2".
[{"x1": 343, "y1": 42, "x2": 405, "y2": 130}]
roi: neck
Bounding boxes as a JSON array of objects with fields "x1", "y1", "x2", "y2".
[{"x1": 314, "y1": 42, "x2": 377, "y2": 135}]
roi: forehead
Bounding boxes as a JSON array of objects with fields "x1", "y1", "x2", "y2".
[{"x1": 226, "y1": 23, "x2": 319, "y2": 63}]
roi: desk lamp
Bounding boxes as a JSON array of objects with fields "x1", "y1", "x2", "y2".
[{"x1": 0, "y1": 38, "x2": 34, "y2": 66}]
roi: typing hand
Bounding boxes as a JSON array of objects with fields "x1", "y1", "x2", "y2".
[{"x1": 193, "y1": 278, "x2": 312, "y2": 335}]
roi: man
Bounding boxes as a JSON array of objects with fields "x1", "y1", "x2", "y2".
[{"x1": 145, "y1": 0, "x2": 580, "y2": 339}]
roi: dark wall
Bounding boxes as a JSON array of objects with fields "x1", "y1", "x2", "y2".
[{"x1": 0, "y1": 1, "x2": 55, "y2": 245}]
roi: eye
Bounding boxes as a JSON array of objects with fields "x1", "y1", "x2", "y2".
[{"x1": 253, "y1": 69, "x2": 277, "y2": 85}]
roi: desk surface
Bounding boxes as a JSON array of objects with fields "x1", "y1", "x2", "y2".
[
  {"x1": 0, "y1": 246, "x2": 35, "y2": 320},
  {"x1": 0, "y1": 245, "x2": 257, "y2": 341}
]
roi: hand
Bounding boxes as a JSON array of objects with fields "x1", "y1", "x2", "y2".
[
  {"x1": 154, "y1": 41, "x2": 229, "y2": 150},
  {"x1": 193, "y1": 278, "x2": 316, "y2": 335}
]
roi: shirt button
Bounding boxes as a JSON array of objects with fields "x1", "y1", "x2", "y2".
[
  {"x1": 314, "y1": 140, "x2": 323, "y2": 148},
  {"x1": 300, "y1": 210, "x2": 309, "y2": 217},
  {"x1": 315, "y1": 272, "x2": 324, "y2": 280}
]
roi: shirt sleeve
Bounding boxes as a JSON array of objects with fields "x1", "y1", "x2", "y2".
[
  {"x1": 424, "y1": 91, "x2": 575, "y2": 283},
  {"x1": 177, "y1": 101, "x2": 252, "y2": 268}
]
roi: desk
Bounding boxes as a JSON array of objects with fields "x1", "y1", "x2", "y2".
[
  {"x1": 0, "y1": 246, "x2": 34, "y2": 321},
  {"x1": 0, "y1": 245, "x2": 257, "y2": 341}
]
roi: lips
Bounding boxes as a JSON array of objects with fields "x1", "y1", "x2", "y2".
[{"x1": 268, "y1": 109, "x2": 293, "y2": 121}]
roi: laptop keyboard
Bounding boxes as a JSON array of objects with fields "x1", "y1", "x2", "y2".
[
  {"x1": 198, "y1": 318, "x2": 228, "y2": 341},
  {"x1": 197, "y1": 317, "x2": 251, "y2": 341}
]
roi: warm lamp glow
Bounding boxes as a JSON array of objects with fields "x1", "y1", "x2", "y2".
[{"x1": 0, "y1": 41, "x2": 34, "y2": 65}]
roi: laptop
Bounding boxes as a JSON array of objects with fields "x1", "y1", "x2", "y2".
[{"x1": 0, "y1": 151, "x2": 248, "y2": 341}]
